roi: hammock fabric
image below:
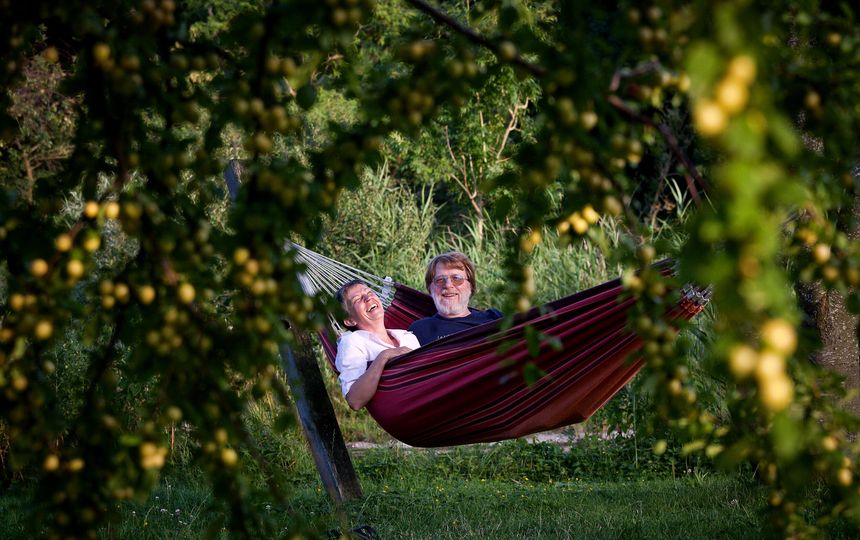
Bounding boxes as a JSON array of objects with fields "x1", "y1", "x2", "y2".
[{"x1": 311, "y1": 256, "x2": 709, "y2": 448}]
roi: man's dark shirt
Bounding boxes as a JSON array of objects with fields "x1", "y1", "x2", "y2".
[{"x1": 408, "y1": 308, "x2": 504, "y2": 345}]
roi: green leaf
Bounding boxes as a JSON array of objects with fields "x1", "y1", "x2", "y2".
[
  {"x1": 296, "y1": 85, "x2": 318, "y2": 110},
  {"x1": 681, "y1": 439, "x2": 706, "y2": 456},
  {"x1": 522, "y1": 361, "x2": 546, "y2": 386},
  {"x1": 768, "y1": 114, "x2": 800, "y2": 157},
  {"x1": 525, "y1": 324, "x2": 539, "y2": 357},
  {"x1": 119, "y1": 434, "x2": 143, "y2": 447},
  {"x1": 771, "y1": 413, "x2": 802, "y2": 461},
  {"x1": 685, "y1": 42, "x2": 721, "y2": 97},
  {"x1": 496, "y1": 337, "x2": 517, "y2": 355},
  {"x1": 543, "y1": 334, "x2": 562, "y2": 351},
  {"x1": 714, "y1": 438, "x2": 755, "y2": 469}
]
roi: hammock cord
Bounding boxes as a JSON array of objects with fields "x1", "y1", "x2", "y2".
[
  {"x1": 287, "y1": 240, "x2": 712, "y2": 310},
  {"x1": 286, "y1": 242, "x2": 400, "y2": 336},
  {"x1": 286, "y1": 241, "x2": 396, "y2": 306}
]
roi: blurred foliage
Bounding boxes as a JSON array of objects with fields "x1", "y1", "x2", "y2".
[{"x1": 1, "y1": 1, "x2": 860, "y2": 538}]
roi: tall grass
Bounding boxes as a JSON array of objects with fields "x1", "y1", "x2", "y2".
[{"x1": 319, "y1": 162, "x2": 436, "y2": 290}]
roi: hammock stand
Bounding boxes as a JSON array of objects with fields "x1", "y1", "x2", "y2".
[
  {"x1": 222, "y1": 163, "x2": 363, "y2": 505},
  {"x1": 291, "y1": 243, "x2": 710, "y2": 449}
]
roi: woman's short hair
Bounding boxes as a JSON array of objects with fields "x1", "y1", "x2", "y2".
[
  {"x1": 335, "y1": 279, "x2": 369, "y2": 313},
  {"x1": 424, "y1": 251, "x2": 476, "y2": 293}
]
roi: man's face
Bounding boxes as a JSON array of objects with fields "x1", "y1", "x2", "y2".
[
  {"x1": 343, "y1": 284, "x2": 384, "y2": 329},
  {"x1": 429, "y1": 263, "x2": 472, "y2": 318}
]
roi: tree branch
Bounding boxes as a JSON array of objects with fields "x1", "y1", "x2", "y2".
[
  {"x1": 607, "y1": 94, "x2": 709, "y2": 204},
  {"x1": 496, "y1": 99, "x2": 529, "y2": 161},
  {"x1": 607, "y1": 60, "x2": 709, "y2": 204},
  {"x1": 444, "y1": 126, "x2": 484, "y2": 240},
  {"x1": 404, "y1": 0, "x2": 546, "y2": 77},
  {"x1": 22, "y1": 152, "x2": 34, "y2": 203},
  {"x1": 608, "y1": 60, "x2": 662, "y2": 93},
  {"x1": 444, "y1": 125, "x2": 458, "y2": 166}
]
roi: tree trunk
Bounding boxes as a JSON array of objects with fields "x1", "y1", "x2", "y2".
[
  {"x1": 796, "y1": 195, "x2": 860, "y2": 417},
  {"x1": 797, "y1": 283, "x2": 860, "y2": 416}
]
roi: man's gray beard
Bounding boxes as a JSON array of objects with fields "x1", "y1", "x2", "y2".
[{"x1": 433, "y1": 296, "x2": 468, "y2": 318}]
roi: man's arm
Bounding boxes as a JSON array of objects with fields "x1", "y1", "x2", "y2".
[{"x1": 345, "y1": 346, "x2": 411, "y2": 410}]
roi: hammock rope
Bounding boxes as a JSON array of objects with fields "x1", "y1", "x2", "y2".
[
  {"x1": 287, "y1": 242, "x2": 710, "y2": 447},
  {"x1": 288, "y1": 241, "x2": 396, "y2": 308}
]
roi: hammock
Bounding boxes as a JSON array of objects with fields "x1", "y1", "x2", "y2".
[{"x1": 290, "y1": 243, "x2": 710, "y2": 448}]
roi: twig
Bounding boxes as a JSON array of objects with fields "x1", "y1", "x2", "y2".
[
  {"x1": 608, "y1": 60, "x2": 709, "y2": 203},
  {"x1": 22, "y1": 152, "x2": 34, "y2": 202},
  {"x1": 608, "y1": 60, "x2": 661, "y2": 93},
  {"x1": 443, "y1": 125, "x2": 468, "y2": 183},
  {"x1": 607, "y1": 94, "x2": 708, "y2": 204},
  {"x1": 404, "y1": 0, "x2": 546, "y2": 77},
  {"x1": 443, "y1": 125, "x2": 458, "y2": 167},
  {"x1": 444, "y1": 127, "x2": 484, "y2": 240},
  {"x1": 72, "y1": 312, "x2": 125, "y2": 431},
  {"x1": 479, "y1": 109, "x2": 486, "y2": 156},
  {"x1": 161, "y1": 257, "x2": 181, "y2": 286},
  {"x1": 496, "y1": 99, "x2": 529, "y2": 161}
]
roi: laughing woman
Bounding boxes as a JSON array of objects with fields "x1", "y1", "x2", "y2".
[{"x1": 334, "y1": 279, "x2": 420, "y2": 410}]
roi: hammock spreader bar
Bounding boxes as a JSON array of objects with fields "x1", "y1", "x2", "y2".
[{"x1": 292, "y1": 243, "x2": 709, "y2": 447}]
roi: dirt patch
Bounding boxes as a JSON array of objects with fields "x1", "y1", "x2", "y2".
[{"x1": 346, "y1": 424, "x2": 636, "y2": 452}]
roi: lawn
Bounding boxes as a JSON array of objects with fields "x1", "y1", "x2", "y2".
[
  {"x1": 2, "y1": 410, "x2": 854, "y2": 539},
  {"x1": 321, "y1": 475, "x2": 769, "y2": 539},
  {"x1": 1, "y1": 441, "x2": 777, "y2": 539}
]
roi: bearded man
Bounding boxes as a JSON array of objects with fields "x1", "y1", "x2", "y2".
[{"x1": 407, "y1": 251, "x2": 503, "y2": 345}]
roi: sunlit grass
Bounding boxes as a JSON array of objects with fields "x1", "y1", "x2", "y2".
[
  {"x1": 4, "y1": 438, "x2": 858, "y2": 539},
  {"x1": 90, "y1": 472, "x2": 768, "y2": 539}
]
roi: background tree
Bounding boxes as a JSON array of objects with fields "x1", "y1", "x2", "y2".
[{"x1": 1, "y1": 1, "x2": 860, "y2": 538}]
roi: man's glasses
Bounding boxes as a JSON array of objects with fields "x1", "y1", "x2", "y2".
[{"x1": 433, "y1": 274, "x2": 467, "y2": 287}]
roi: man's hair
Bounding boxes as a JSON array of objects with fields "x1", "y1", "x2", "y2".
[
  {"x1": 335, "y1": 279, "x2": 369, "y2": 312},
  {"x1": 424, "y1": 251, "x2": 477, "y2": 293}
]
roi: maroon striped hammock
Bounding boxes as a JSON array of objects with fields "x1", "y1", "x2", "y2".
[{"x1": 292, "y1": 244, "x2": 709, "y2": 448}]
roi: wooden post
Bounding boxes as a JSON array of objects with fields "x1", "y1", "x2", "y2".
[
  {"x1": 279, "y1": 327, "x2": 363, "y2": 504},
  {"x1": 222, "y1": 164, "x2": 361, "y2": 503}
]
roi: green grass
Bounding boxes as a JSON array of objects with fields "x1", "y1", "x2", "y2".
[
  {"x1": 326, "y1": 475, "x2": 768, "y2": 539},
  {"x1": 2, "y1": 428, "x2": 854, "y2": 539},
  {"x1": 1, "y1": 448, "x2": 774, "y2": 540},
  {"x1": 0, "y1": 472, "x2": 771, "y2": 540},
  {"x1": 0, "y1": 483, "x2": 31, "y2": 538},
  {"x1": 100, "y1": 472, "x2": 770, "y2": 539},
  {"x1": 6, "y1": 437, "x2": 860, "y2": 539},
  {"x1": 3, "y1": 397, "x2": 853, "y2": 539}
]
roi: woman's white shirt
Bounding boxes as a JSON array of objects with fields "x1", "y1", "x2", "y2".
[{"x1": 335, "y1": 329, "x2": 420, "y2": 396}]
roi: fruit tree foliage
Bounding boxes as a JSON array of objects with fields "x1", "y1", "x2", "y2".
[{"x1": 1, "y1": 0, "x2": 860, "y2": 537}]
